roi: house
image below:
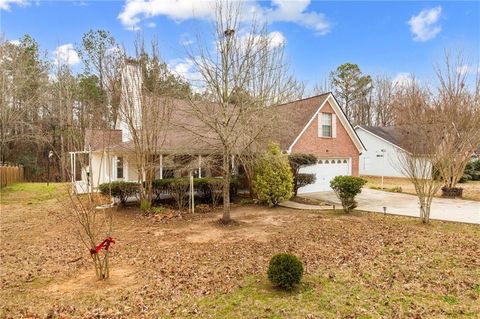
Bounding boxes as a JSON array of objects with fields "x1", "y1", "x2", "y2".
[
  {"x1": 355, "y1": 125, "x2": 419, "y2": 178},
  {"x1": 70, "y1": 92, "x2": 365, "y2": 194},
  {"x1": 271, "y1": 93, "x2": 365, "y2": 193}
]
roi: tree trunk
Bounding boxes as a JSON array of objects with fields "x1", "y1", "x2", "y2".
[
  {"x1": 222, "y1": 149, "x2": 231, "y2": 223},
  {"x1": 419, "y1": 197, "x2": 432, "y2": 224}
]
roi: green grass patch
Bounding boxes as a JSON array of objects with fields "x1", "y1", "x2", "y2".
[
  {"x1": 442, "y1": 295, "x2": 458, "y2": 305},
  {"x1": 0, "y1": 183, "x2": 66, "y2": 204},
  {"x1": 165, "y1": 270, "x2": 479, "y2": 318}
]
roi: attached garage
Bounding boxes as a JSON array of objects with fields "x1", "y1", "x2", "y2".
[{"x1": 297, "y1": 158, "x2": 351, "y2": 193}]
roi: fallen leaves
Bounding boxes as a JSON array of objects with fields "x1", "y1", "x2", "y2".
[{"x1": 1, "y1": 189, "x2": 479, "y2": 318}]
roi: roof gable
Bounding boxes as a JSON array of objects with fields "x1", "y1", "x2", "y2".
[
  {"x1": 269, "y1": 93, "x2": 330, "y2": 150},
  {"x1": 355, "y1": 125, "x2": 434, "y2": 154},
  {"x1": 272, "y1": 93, "x2": 365, "y2": 153}
]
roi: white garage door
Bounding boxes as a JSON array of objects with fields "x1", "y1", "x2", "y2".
[{"x1": 298, "y1": 158, "x2": 351, "y2": 193}]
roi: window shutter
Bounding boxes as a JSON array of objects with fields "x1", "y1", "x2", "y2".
[
  {"x1": 318, "y1": 113, "x2": 322, "y2": 137},
  {"x1": 332, "y1": 113, "x2": 337, "y2": 138},
  {"x1": 112, "y1": 156, "x2": 117, "y2": 180}
]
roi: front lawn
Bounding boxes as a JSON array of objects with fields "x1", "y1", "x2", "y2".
[{"x1": 1, "y1": 183, "x2": 479, "y2": 318}]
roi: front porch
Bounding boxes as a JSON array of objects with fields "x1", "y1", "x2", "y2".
[{"x1": 69, "y1": 151, "x2": 241, "y2": 194}]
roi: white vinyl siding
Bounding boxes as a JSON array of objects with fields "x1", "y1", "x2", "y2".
[{"x1": 355, "y1": 127, "x2": 420, "y2": 178}]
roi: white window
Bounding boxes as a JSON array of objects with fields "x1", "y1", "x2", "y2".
[
  {"x1": 117, "y1": 157, "x2": 124, "y2": 179},
  {"x1": 321, "y1": 113, "x2": 332, "y2": 137}
]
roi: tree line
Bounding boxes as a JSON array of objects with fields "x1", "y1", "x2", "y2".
[{"x1": 0, "y1": 32, "x2": 191, "y2": 181}]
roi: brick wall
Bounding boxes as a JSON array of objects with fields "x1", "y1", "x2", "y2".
[{"x1": 291, "y1": 101, "x2": 360, "y2": 176}]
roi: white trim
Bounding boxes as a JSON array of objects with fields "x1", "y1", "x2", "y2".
[
  {"x1": 159, "y1": 154, "x2": 163, "y2": 179},
  {"x1": 288, "y1": 94, "x2": 364, "y2": 153},
  {"x1": 198, "y1": 155, "x2": 202, "y2": 178},
  {"x1": 332, "y1": 113, "x2": 337, "y2": 138},
  {"x1": 354, "y1": 126, "x2": 410, "y2": 154},
  {"x1": 124, "y1": 156, "x2": 129, "y2": 180}
]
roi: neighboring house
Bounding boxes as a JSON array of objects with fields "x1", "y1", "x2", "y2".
[
  {"x1": 70, "y1": 92, "x2": 365, "y2": 194},
  {"x1": 355, "y1": 125, "x2": 416, "y2": 178}
]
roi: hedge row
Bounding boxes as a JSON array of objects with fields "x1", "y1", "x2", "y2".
[
  {"x1": 98, "y1": 177, "x2": 239, "y2": 206},
  {"x1": 461, "y1": 160, "x2": 480, "y2": 182}
]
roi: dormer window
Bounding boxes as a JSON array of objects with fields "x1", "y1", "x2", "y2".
[{"x1": 321, "y1": 113, "x2": 332, "y2": 137}]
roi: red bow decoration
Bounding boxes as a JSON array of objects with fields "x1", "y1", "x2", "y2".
[{"x1": 90, "y1": 237, "x2": 115, "y2": 255}]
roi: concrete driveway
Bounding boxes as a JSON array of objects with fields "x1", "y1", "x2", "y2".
[{"x1": 302, "y1": 188, "x2": 480, "y2": 224}]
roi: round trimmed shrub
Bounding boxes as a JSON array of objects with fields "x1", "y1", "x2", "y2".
[
  {"x1": 267, "y1": 253, "x2": 304, "y2": 290},
  {"x1": 329, "y1": 176, "x2": 367, "y2": 213}
]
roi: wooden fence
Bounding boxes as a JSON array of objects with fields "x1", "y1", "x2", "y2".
[{"x1": 0, "y1": 165, "x2": 24, "y2": 187}]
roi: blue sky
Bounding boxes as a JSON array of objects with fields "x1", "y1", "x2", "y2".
[{"x1": 1, "y1": 0, "x2": 479, "y2": 91}]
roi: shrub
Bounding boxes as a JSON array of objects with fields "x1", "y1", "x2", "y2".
[
  {"x1": 288, "y1": 153, "x2": 317, "y2": 196},
  {"x1": 388, "y1": 186, "x2": 402, "y2": 193},
  {"x1": 140, "y1": 198, "x2": 151, "y2": 211},
  {"x1": 463, "y1": 160, "x2": 480, "y2": 182},
  {"x1": 208, "y1": 179, "x2": 223, "y2": 208},
  {"x1": 98, "y1": 181, "x2": 138, "y2": 205},
  {"x1": 329, "y1": 176, "x2": 367, "y2": 213},
  {"x1": 296, "y1": 173, "x2": 316, "y2": 192},
  {"x1": 168, "y1": 179, "x2": 189, "y2": 210},
  {"x1": 152, "y1": 177, "x2": 239, "y2": 203},
  {"x1": 267, "y1": 253, "x2": 304, "y2": 290},
  {"x1": 254, "y1": 144, "x2": 294, "y2": 206}
]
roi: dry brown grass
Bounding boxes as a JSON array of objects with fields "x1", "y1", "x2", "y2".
[
  {"x1": 1, "y1": 183, "x2": 479, "y2": 318},
  {"x1": 363, "y1": 175, "x2": 480, "y2": 201}
]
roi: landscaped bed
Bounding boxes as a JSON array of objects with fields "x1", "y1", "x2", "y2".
[{"x1": 1, "y1": 183, "x2": 479, "y2": 318}]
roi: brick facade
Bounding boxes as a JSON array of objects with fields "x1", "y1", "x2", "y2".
[{"x1": 290, "y1": 101, "x2": 360, "y2": 176}]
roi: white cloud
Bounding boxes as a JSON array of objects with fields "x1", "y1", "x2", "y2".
[
  {"x1": 118, "y1": 0, "x2": 331, "y2": 35},
  {"x1": 0, "y1": 0, "x2": 28, "y2": 10},
  {"x1": 267, "y1": 0, "x2": 330, "y2": 35},
  {"x1": 456, "y1": 64, "x2": 480, "y2": 75},
  {"x1": 53, "y1": 44, "x2": 80, "y2": 66},
  {"x1": 9, "y1": 39, "x2": 20, "y2": 45},
  {"x1": 408, "y1": 6, "x2": 442, "y2": 42},
  {"x1": 268, "y1": 31, "x2": 286, "y2": 48},
  {"x1": 118, "y1": 0, "x2": 213, "y2": 28},
  {"x1": 393, "y1": 72, "x2": 415, "y2": 87},
  {"x1": 147, "y1": 21, "x2": 156, "y2": 28},
  {"x1": 456, "y1": 64, "x2": 470, "y2": 75},
  {"x1": 169, "y1": 58, "x2": 202, "y2": 83},
  {"x1": 181, "y1": 39, "x2": 194, "y2": 46}
]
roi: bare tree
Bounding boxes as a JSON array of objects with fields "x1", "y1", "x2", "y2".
[
  {"x1": 118, "y1": 39, "x2": 175, "y2": 208},
  {"x1": 394, "y1": 83, "x2": 443, "y2": 223},
  {"x1": 312, "y1": 78, "x2": 332, "y2": 95},
  {"x1": 369, "y1": 75, "x2": 397, "y2": 126},
  {"x1": 67, "y1": 189, "x2": 114, "y2": 280},
  {"x1": 183, "y1": 1, "x2": 303, "y2": 223},
  {"x1": 50, "y1": 53, "x2": 77, "y2": 181},
  {"x1": 433, "y1": 53, "x2": 480, "y2": 195}
]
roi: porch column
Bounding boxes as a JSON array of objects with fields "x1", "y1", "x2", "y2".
[
  {"x1": 198, "y1": 155, "x2": 202, "y2": 178},
  {"x1": 70, "y1": 153, "x2": 74, "y2": 192},
  {"x1": 159, "y1": 154, "x2": 163, "y2": 179},
  {"x1": 73, "y1": 153, "x2": 76, "y2": 183}
]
